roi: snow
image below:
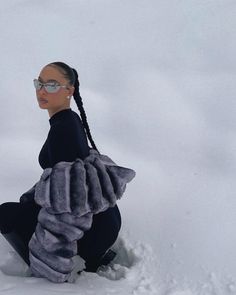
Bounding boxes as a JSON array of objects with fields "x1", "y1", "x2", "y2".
[{"x1": 0, "y1": 0, "x2": 236, "y2": 294}]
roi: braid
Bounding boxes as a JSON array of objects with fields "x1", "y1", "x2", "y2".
[
  {"x1": 72, "y1": 68, "x2": 100, "y2": 154},
  {"x1": 47, "y1": 61, "x2": 100, "y2": 154}
]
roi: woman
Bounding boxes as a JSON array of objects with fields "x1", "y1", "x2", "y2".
[{"x1": 0, "y1": 62, "x2": 121, "y2": 273}]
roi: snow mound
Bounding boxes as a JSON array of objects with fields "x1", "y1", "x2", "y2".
[
  {"x1": 0, "y1": 250, "x2": 31, "y2": 278},
  {"x1": 0, "y1": 231, "x2": 159, "y2": 294},
  {"x1": 97, "y1": 233, "x2": 158, "y2": 294}
]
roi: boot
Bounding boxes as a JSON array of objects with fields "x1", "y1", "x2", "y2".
[
  {"x1": 99, "y1": 249, "x2": 116, "y2": 266},
  {"x1": 1, "y1": 230, "x2": 30, "y2": 266},
  {"x1": 82, "y1": 249, "x2": 117, "y2": 273}
]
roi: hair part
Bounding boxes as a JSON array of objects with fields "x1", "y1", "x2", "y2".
[
  {"x1": 47, "y1": 62, "x2": 76, "y2": 86},
  {"x1": 47, "y1": 61, "x2": 100, "y2": 154}
]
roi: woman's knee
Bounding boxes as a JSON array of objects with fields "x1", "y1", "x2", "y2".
[
  {"x1": 0, "y1": 202, "x2": 20, "y2": 233},
  {"x1": 0, "y1": 202, "x2": 20, "y2": 217}
]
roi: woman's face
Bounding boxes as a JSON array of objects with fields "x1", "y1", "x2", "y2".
[{"x1": 35, "y1": 65, "x2": 74, "y2": 115}]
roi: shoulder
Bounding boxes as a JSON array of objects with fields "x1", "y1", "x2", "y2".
[
  {"x1": 49, "y1": 111, "x2": 81, "y2": 135},
  {"x1": 48, "y1": 111, "x2": 89, "y2": 148}
]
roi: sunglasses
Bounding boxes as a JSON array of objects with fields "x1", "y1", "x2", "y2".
[{"x1": 33, "y1": 79, "x2": 69, "y2": 93}]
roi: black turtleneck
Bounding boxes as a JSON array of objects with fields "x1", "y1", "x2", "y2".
[{"x1": 38, "y1": 108, "x2": 90, "y2": 169}]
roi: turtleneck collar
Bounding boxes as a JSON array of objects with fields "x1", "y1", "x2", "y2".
[{"x1": 49, "y1": 108, "x2": 72, "y2": 126}]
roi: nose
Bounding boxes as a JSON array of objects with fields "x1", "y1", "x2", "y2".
[{"x1": 37, "y1": 85, "x2": 47, "y2": 95}]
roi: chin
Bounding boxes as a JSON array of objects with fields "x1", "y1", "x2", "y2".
[{"x1": 38, "y1": 104, "x2": 48, "y2": 109}]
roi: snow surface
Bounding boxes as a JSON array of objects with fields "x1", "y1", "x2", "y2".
[{"x1": 0, "y1": 0, "x2": 236, "y2": 294}]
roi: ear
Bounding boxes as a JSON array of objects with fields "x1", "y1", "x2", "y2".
[{"x1": 67, "y1": 86, "x2": 75, "y2": 97}]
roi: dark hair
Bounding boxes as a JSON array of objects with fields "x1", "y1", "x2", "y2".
[{"x1": 47, "y1": 61, "x2": 100, "y2": 154}]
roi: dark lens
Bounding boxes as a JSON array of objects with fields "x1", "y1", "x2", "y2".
[{"x1": 45, "y1": 83, "x2": 60, "y2": 93}]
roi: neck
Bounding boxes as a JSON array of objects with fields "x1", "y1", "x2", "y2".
[{"x1": 48, "y1": 106, "x2": 71, "y2": 118}]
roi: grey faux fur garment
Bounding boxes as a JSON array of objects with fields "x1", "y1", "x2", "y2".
[{"x1": 21, "y1": 149, "x2": 136, "y2": 283}]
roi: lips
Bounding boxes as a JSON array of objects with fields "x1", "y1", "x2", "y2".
[{"x1": 38, "y1": 98, "x2": 48, "y2": 103}]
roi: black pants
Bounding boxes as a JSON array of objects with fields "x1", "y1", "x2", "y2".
[{"x1": 0, "y1": 201, "x2": 121, "y2": 269}]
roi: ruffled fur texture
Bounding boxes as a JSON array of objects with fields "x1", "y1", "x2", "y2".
[{"x1": 22, "y1": 149, "x2": 136, "y2": 283}]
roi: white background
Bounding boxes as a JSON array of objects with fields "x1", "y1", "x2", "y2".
[{"x1": 0, "y1": 1, "x2": 236, "y2": 294}]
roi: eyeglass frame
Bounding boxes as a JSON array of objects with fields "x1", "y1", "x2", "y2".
[{"x1": 33, "y1": 78, "x2": 70, "y2": 93}]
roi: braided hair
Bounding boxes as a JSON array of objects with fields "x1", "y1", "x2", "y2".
[{"x1": 47, "y1": 61, "x2": 100, "y2": 154}]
